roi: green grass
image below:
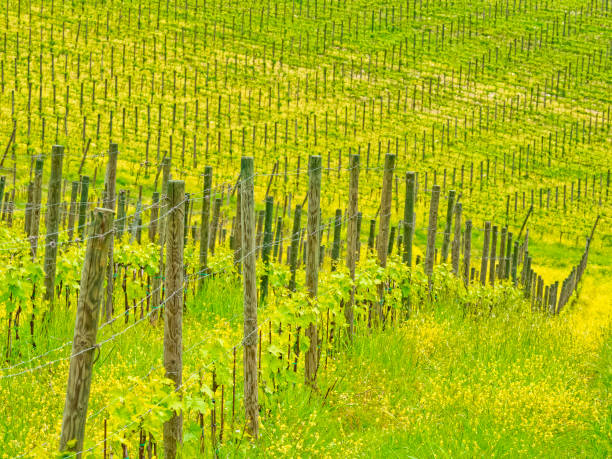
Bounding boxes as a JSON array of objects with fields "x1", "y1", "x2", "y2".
[
  {"x1": 0, "y1": 0, "x2": 610, "y2": 456},
  {"x1": 226, "y1": 276, "x2": 612, "y2": 458}
]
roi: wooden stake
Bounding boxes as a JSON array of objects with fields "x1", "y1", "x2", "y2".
[
  {"x1": 480, "y1": 222, "x2": 491, "y2": 286},
  {"x1": 59, "y1": 208, "x2": 114, "y2": 455},
  {"x1": 305, "y1": 155, "x2": 321, "y2": 386},
  {"x1": 77, "y1": 175, "x2": 90, "y2": 241},
  {"x1": 199, "y1": 166, "x2": 213, "y2": 285},
  {"x1": 163, "y1": 180, "x2": 185, "y2": 458},
  {"x1": 260, "y1": 196, "x2": 274, "y2": 302},
  {"x1": 425, "y1": 185, "x2": 441, "y2": 283},
  {"x1": 403, "y1": 171, "x2": 416, "y2": 266},
  {"x1": 345, "y1": 154, "x2": 359, "y2": 339},
  {"x1": 463, "y1": 220, "x2": 472, "y2": 287},
  {"x1": 451, "y1": 203, "x2": 462, "y2": 276},
  {"x1": 441, "y1": 190, "x2": 456, "y2": 263},
  {"x1": 29, "y1": 156, "x2": 44, "y2": 259},
  {"x1": 103, "y1": 143, "x2": 118, "y2": 322},
  {"x1": 288, "y1": 205, "x2": 302, "y2": 291},
  {"x1": 240, "y1": 157, "x2": 258, "y2": 439},
  {"x1": 44, "y1": 145, "x2": 64, "y2": 303}
]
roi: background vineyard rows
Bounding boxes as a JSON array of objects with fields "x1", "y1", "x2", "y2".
[{"x1": 0, "y1": 0, "x2": 610, "y2": 457}]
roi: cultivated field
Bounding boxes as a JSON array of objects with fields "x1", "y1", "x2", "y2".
[{"x1": 0, "y1": 0, "x2": 610, "y2": 457}]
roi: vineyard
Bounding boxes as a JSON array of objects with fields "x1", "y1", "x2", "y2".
[{"x1": 0, "y1": 0, "x2": 610, "y2": 456}]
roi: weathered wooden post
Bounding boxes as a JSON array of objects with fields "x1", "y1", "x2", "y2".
[
  {"x1": 451, "y1": 202, "x2": 462, "y2": 276},
  {"x1": 115, "y1": 189, "x2": 127, "y2": 239},
  {"x1": 77, "y1": 176, "x2": 90, "y2": 241},
  {"x1": 151, "y1": 156, "x2": 171, "y2": 324},
  {"x1": 523, "y1": 256, "x2": 532, "y2": 298},
  {"x1": 0, "y1": 177, "x2": 5, "y2": 222},
  {"x1": 240, "y1": 157, "x2": 258, "y2": 439},
  {"x1": 59, "y1": 208, "x2": 114, "y2": 456},
  {"x1": 103, "y1": 143, "x2": 118, "y2": 322},
  {"x1": 345, "y1": 154, "x2": 359, "y2": 339},
  {"x1": 489, "y1": 225, "x2": 498, "y2": 286},
  {"x1": 403, "y1": 171, "x2": 416, "y2": 266},
  {"x1": 511, "y1": 240, "x2": 519, "y2": 286},
  {"x1": 163, "y1": 180, "x2": 185, "y2": 458},
  {"x1": 388, "y1": 226, "x2": 396, "y2": 256},
  {"x1": 260, "y1": 196, "x2": 274, "y2": 302},
  {"x1": 29, "y1": 156, "x2": 44, "y2": 259},
  {"x1": 67, "y1": 181, "x2": 79, "y2": 242},
  {"x1": 255, "y1": 210, "x2": 265, "y2": 259},
  {"x1": 305, "y1": 155, "x2": 321, "y2": 386},
  {"x1": 149, "y1": 192, "x2": 160, "y2": 243},
  {"x1": 233, "y1": 184, "x2": 243, "y2": 271},
  {"x1": 376, "y1": 154, "x2": 396, "y2": 268},
  {"x1": 25, "y1": 182, "x2": 33, "y2": 236},
  {"x1": 463, "y1": 220, "x2": 472, "y2": 287},
  {"x1": 549, "y1": 281, "x2": 558, "y2": 314},
  {"x1": 199, "y1": 165, "x2": 213, "y2": 285},
  {"x1": 182, "y1": 193, "x2": 190, "y2": 247},
  {"x1": 504, "y1": 232, "x2": 513, "y2": 280},
  {"x1": 331, "y1": 209, "x2": 342, "y2": 270},
  {"x1": 441, "y1": 189, "x2": 456, "y2": 263},
  {"x1": 376, "y1": 153, "x2": 395, "y2": 320},
  {"x1": 288, "y1": 205, "x2": 302, "y2": 291},
  {"x1": 209, "y1": 197, "x2": 222, "y2": 255},
  {"x1": 498, "y1": 227, "x2": 507, "y2": 279},
  {"x1": 480, "y1": 221, "x2": 491, "y2": 286},
  {"x1": 425, "y1": 185, "x2": 441, "y2": 284},
  {"x1": 44, "y1": 145, "x2": 64, "y2": 303},
  {"x1": 367, "y1": 219, "x2": 376, "y2": 252}
]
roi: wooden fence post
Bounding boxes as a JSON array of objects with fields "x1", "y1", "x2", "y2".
[
  {"x1": 403, "y1": 171, "x2": 416, "y2": 266},
  {"x1": 209, "y1": 197, "x2": 222, "y2": 255},
  {"x1": 260, "y1": 196, "x2": 274, "y2": 302},
  {"x1": 504, "y1": 232, "x2": 513, "y2": 280},
  {"x1": 115, "y1": 189, "x2": 127, "y2": 239},
  {"x1": 44, "y1": 145, "x2": 64, "y2": 304},
  {"x1": 331, "y1": 209, "x2": 342, "y2": 270},
  {"x1": 305, "y1": 155, "x2": 321, "y2": 386},
  {"x1": 498, "y1": 227, "x2": 507, "y2": 279},
  {"x1": 240, "y1": 157, "x2": 259, "y2": 439},
  {"x1": 345, "y1": 154, "x2": 359, "y2": 339},
  {"x1": 376, "y1": 153, "x2": 396, "y2": 320},
  {"x1": 103, "y1": 143, "x2": 118, "y2": 322},
  {"x1": 149, "y1": 192, "x2": 160, "y2": 243},
  {"x1": 59, "y1": 208, "x2": 114, "y2": 455},
  {"x1": 199, "y1": 165, "x2": 213, "y2": 285},
  {"x1": 233, "y1": 184, "x2": 243, "y2": 271},
  {"x1": 376, "y1": 154, "x2": 396, "y2": 268},
  {"x1": 29, "y1": 156, "x2": 44, "y2": 259},
  {"x1": 151, "y1": 156, "x2": 171, "y2": 324},
  {"x1": 549, "y1": 281, "x2": 558, "y2": 314},
  {"x1": 523, "y1": 256, "x2": 532, "y2": 298},
  {"x1": 367, "y1": 219, "x2": 376, "y2": 252},
  {"x1": 480, "y1": 221, "x2": 491, "y2": 286},
  {"x1": 463, "y1": 220, "x2": 472, "y2": 287},
  {"x1": 0, "y1": 177, "x2": 5, "y2": 223},
  {"x1": 67, "y1": 181, "x2": 79, "y2": 242},
  {"x1": 163, "y1": 180, "x2": 185, "y2": 458},
  {"x1": 77, "y1": 176, "x2": 90, "y2": 241},
  {"x1": 451, "y1": 202, "x2": 462, "y2": 276},
  {"x1": 25, "y1": 182, "x2": 33, "y2": 236},
  {"x1": 288, "y1": 205, "x2": 302, "y2": 291},
  {"x1": 511, "y1": 240, "x2": 519, "y2": 286},
  {"x1": 489, "y1": 225, "x2": 498, "y2": 286},
  {"x1": 425, "y1": 185, "x2": 441, "y2": 283},
  {"x1": 441, "y1": 189, "x2": 456, "y2": 263}
]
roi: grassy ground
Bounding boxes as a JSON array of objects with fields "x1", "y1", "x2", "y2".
[
  {"x1": 2, "y1": 251, "x2": 609, "y2": 457},
  {"x1": 240, "y1": 272, "x2": 612, "y2": 458}
]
